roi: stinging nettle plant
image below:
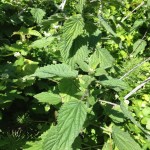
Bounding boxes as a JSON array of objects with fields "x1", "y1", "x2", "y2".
[
  {"x1": 0, "y1": 0, "x2": 150, "y2": 150},
  {"x1": 23, "y1": 0, "x2": 150, "y2": 150}
]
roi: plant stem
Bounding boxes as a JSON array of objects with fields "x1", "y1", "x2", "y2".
[{"x1": 124, "y1": 77, "x2": 150, "y2": 100}]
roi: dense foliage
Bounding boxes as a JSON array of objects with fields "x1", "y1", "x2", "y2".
[{"x1": 0, "y1": 0, "x2": 150, "y2": 149}]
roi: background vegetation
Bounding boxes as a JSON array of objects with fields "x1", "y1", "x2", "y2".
[{"x1": 0, "y1": 0, "x2": 150, "y2": 149}]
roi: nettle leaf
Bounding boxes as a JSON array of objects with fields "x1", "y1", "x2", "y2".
[
  {"x1": 91, "y1": 48, "x2": 114, "y2": 69},
  {"x1": 99, "y1": 15, "x2": 117, "y2": 37},
  {"x1": 43, "y1": 126, "x2": 58, "y2": 150},
  {"x1": 76, "y1": 0, "x2": 86, "y2": 13},
  {"x1": 43, "y1": 99, "x2": 87, "y2": 150},
  {"x1": 67, "y1": 37, "x2": 89, "y2": 68},
  {"x1": 30, "y1": 8, "x2": 46, "y2": 24},
  {"x1": 24, "y1": 131, "x2": 48, "y2": 150},
  {"x1": 33, "y1": 64, "x2": 78, "y2": 78},
  {"x1": 132, "y1": 39, "x2": 147, "y2": 57},
  {"x1": 42, "y1": 13, "x2": 65, "y2": 28},
  {"x1": 58, "y1": 78, "x2": 79, "y2": 95},
  {"x1": 30, "y1": 36, "x2": 55, "y2": 49},
  {"x1": 120, "y1": 102, "x2": 150, "y2": 135},
  {"x1": 102, "y1": 139, "x2": 113, "y2": 150},
  {"x1": 98, "y1": 48, "x2": 115, "y2": 69},
  {"x1": 89, "y1": 50, "x2": 100, "y2": 70},
  {"x1": 104, "y1": 105, "x2": 125, "y2": 123},
  {"x1": 60, "y1": 14, "x2": 84, "y2": 60},
  {"x1": 100, "y1": 78, "x2": 129, "y2": 90},
  {"x1": 112, "y1": 126, "x2": 141, "y2": 150},
  {"x1": 34, "y1": 92, "x2": 61, "y2": 105},
  {"x1": 130, "y1": 19, "x2": 144, "y2": 32}
]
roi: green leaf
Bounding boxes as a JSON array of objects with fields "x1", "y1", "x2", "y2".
[
  {"x1": 33, "y1": 64, "x2": 78, "y2": 78},
  {"x1": 102, "y1": 139, "x2": 113, "y2": 150},
  {"x1": 99, "y1": 15, "x2": 117, "y2": 37},
  {"x1": 58, "y1": 78, "x2": 79, "y2": 95},
  {"x1": 30, "y1": 36, "x2": 55, "y2": 49},
  {"x1": 42, "y1": 126, "x2": 58, "y2": 150},
  {"x1": 100, "y1": 78, "x2": 129, "y2": 90},
  {"x1": 76, "y1": 0, "x2": 86, "y2": 13},
  {"x1": 147, "y1": 0, "x2": 150, "y2": 7},
  {"x1": 30, "y1": 8, "x2": 46, "y2": 24},
  {"x1": 120, "y1": 102, "x2": 150, "y2": 135},
  {"x1": 67, "y1": 37, "x2": 89, "y2": 68},
  {"x1": 130, "y1": 19, "x2": 144, "y2": 32},
  {"x1": 60, "y1": 15, "x2": 84, "y2": 60},
  {"x1": 89, "y1": 50, "x2": 100, "y2": 69},
  {"x1": 27, "y1": 28, "x2": 42, "y2": 37},
  {"x1": 23, "y1": 131, "x2": 48, "y2": 150},
  {"x1": 42, "y1": 13, "x2": 65, "y2": 28},
  {"x1": 34, "y1": 92, "x2": 61, "y2": 105},
  {"x1": 96, "y1": 48, "x2": 115, "y2": 69},
  {"x1": 132, "y1": 39, "x2": 147, "y2": 57},
  {"x1": 112, "y1": 125, "x2": 141, "y2": 150},
  {"x1": 43, "y1": 99, "x2": 87, "y2": 150},
  {"x1": 104, "y1": 105, "x2": 125, "y2": 123},
  {"x1": 95, "y1": 68, "x2": 107, "y2": 76}
]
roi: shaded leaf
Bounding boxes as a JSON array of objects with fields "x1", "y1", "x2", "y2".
[
  {"x1": 58, "y1": 78, "x2": 79, "y2": 95},
  {"x1": 23, "y1": 131, "x2": 48, "y2": 150},
  {"x1": 60, "y1": 15, "x2": 84, "y2": 60}
]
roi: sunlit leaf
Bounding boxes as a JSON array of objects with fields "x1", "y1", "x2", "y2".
[
  {"x1": 30, "y1": 8, "x2": 46, "y2": 24},
  {"x1": 43, "y1": 99, "x2": 87, "y2": 150},
  {"x1": 132, "y1": 39, "x2": 147, "y2": 57},
  {"x1": 112, "y1": 125, "x2": 141, "y2": 150},
  {"x1": 30, "y1": 36, "x2": 55, "y2": 49},
  {"x1": 60, "y1": 15, "x2": 84, "y2": 60},
  {"x1": 33, "y1": 64, "x2": 78, "y2": 78},
  {"x1": 99, "y1": 15, "x2": 117, "y2": 37},
  {"x1": 34, "y1": 92, "x2": 61, "y2": 105}
]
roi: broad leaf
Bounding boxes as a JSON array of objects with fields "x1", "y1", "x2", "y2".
[
  {"x1": 99, "y1": 15, "x2": 117, "y2": 37},
  {"x1": 120, "y1": 102, "x2": 150, "y2": 135},
  {"x1": 34, "y1": 92, "x2": 61, "y2": 105},
  {"x1": 30, "y1": 8, "x2": 46, "y2": 24},
  {"x1": 42, "y1": 13, "x2": 65, "y2": 28},
  {"x1": 100, "y1": 78, "x2": 129, "y2": 90},
  {"x1": 33, "y1": 64, "x2": 78, "y2": 78},
  {"x1": 43, "y1": 126, "x2": 58, "y2": 150},
  {"x1": 60, "y1": 15, "x2": 84, "y2": 60},
  {"x1": 112, "y1": 126, "x2": 141, "y2": 150},
  {"x1": 132, "y1": 39, "x2": 147, "y2": 57},
  {"x1": 98, "y1": 48, "x2": 115, "y2": 69},
  {"x1": 30, "y1": 36, "x2": 55, "y2": 49},
  {"x1": 43, "y1": 99, "x2": 87, "y2": 150},
  {"x1": 24, "y1": 131, "x2": 48, "y2": 150},
  {"x1": 130, "y1": 19, "x2": 144, "y2": 32},
  {"x1": 67, "y1": 37, "x2": 89, "y2": 68},
  {"x1": 58, "y1": 78, "x2": 79, "y2": 95},
  {"x1": 76, "y1": 0, "x2": 86, "y2": 13}
]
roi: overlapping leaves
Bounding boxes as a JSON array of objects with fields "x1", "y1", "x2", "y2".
[{"x1": 60, "y1": 15, "x2": 84, "y2": 60}]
